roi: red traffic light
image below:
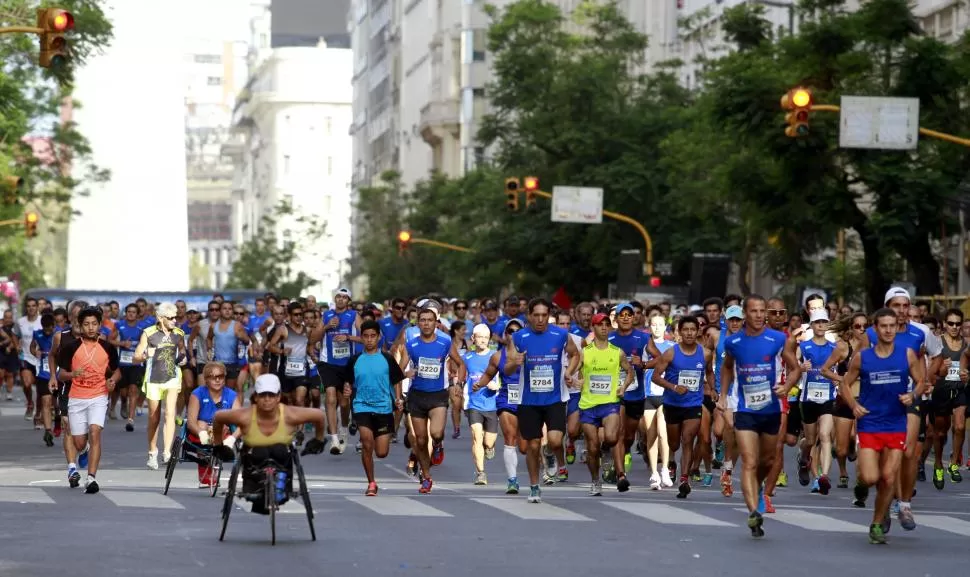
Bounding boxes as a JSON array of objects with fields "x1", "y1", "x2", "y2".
[
  {"x1": 649, "y1": 276, "x2": 661, "y2": 288},
  {"x1": 523, "y1": 176, "x2": 539, "y2": 192},
  {"x1": 50, "y1": 10, "x2": 74, "y2": 32}
]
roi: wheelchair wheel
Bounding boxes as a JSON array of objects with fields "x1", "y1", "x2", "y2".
[
  {"x1": 264, "y1": 466, "x2": 277, "y2": 547},
  {"x1": 208, "y1": 455, "x2": 222, "y2": 498},
  {"x1": 293, "y1": 449, "x2": 316, "y2": 541},
  {"x1": 162, "y1": 436, "x2": 183, "y2": 495},
  {"x1": 219, "y1": 458, "x2": 240, "y2": 542}
]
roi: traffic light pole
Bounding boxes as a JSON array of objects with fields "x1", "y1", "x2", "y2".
[
  {"x1": 0, "y1": 26, "x2": 43, "y2": 35},
  {"x1": 409, "y1": 238, "x2": 477, "y2": 253},
  {"x1": 0, "y1": 218, "x2": 24, "y2": 227},
  {"x1": 527, "y1": 189, "x2": 654, "y2": 275},
  {"x1": 811, "y1": 104, "x2": 970, "y2": 147}
]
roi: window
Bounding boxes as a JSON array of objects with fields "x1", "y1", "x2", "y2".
[
  {"x1": 194, "y1": 54, "x2": 221, "y2": 64},
  {"x1": 472, "y1": 88, "x2": 487, "y2": 119},
  {"x1": 328, "y1": 156, "x2": 333, "y2": 176},
  {"x1": 472, "y1": 30, "x2": 486, "y2": 61},
  {"x1": 474, "y1": 146, "x2": 485, "y2": 166},
  {"x1": 207, "y1": 76, "x2": 222, "y2": 86},
  {"x1": 203, "y1": 248, "x2": 210, "y2": 266},
  {"x1": 214, "y1": 272, "x2": 222, "y2": 289},
  {"x1": 215, "y1": 249, "x2": 222, "y2": 266},
  {"x1": 283, "y1": 155, "x2": 291, "y2": 175}
]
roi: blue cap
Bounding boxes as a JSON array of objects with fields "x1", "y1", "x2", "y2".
[
  {"x1": 725, "y1": 305, "x2": 743, "y2": 320},
  {"x1": 615, "y1": 302, "x2": 635, "y2": 314}
]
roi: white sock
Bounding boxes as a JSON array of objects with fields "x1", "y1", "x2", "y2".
[
  {"x1": 725, "y1": 460, "x2": 734, "y2": 472},
  {"x1": 503, "y1": 445, "x2": 518, "y2": 479}
]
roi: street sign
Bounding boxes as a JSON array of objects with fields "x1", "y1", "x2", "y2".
[
  {"x1": 551, "y1": 186, "x2": 603, "y2": 224},
  {"x1": 655, "y1": 261, "x2": 673, "y2": 276},
  {"x1": 839, "y1": 96, "x2": 919, "y2": 150}
]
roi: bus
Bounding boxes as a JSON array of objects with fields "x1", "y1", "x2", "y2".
[{"x1": 22, "y1": 288, "x2": 266, "y2": 312}]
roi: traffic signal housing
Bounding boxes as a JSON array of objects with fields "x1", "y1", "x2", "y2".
[
  {"x1": 2, "y1": 176, "x2": 24, "y2": 205},
  {"x1": 505, "y1": 178, "x2": 520, "y2": 211},
  {"x1": 649, "y1": 276, "x2": 661, "y2": 288},
  {"x1": 37, "y1": 8, "x2": 74, "y2": 69},
  {"x1": 24, "y1": 211, "x2": 38, "y2": 238},
  {"x1": 781, "y1": 87, "x2": 813, "y2": 137},
  {"x1": 523, "y1": 176, "x2": 539, "y2": 210},
  {"x1": 398, "y1": 230, "x2": 411, "y2": 255}
]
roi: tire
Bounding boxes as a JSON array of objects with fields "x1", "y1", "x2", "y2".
[
  {"x1": 208, "y1": 456, "x2": 222, "y2": 498},
  {"x1": 219, "y1": 459, "x2": 239, "y2": 542},
  {"x1": 265, "y1": 466, "x2": 277, "y2": 546},
  {"x1": 293, "y1": 450, "x2": 316, "y2": 541},
  {"x1": 162, "y1": 436, "x2": 182, "y2": 495}
]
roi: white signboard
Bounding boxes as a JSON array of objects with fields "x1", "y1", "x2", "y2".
[
  {"x1": 839, "y1": 96, "x2": 919, "y2": 150},
  {"x1": 551, "y1": 186, "x2": 603, "y2": 224}
]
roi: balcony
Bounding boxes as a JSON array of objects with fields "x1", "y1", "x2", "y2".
[{"x1": 419, "y1": 99, "x2": 460, "y2": 146}]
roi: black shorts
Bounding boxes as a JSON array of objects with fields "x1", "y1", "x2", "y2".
[
  {"x1": 833, "y1": 397, "x2": 855, "y2": 420},
  {"x1": 643, "y1": 396, "x2": 663, "y2": 411},
  {"x1": 622, "y1": 399, "x2": 644, "y2": 421},
  {"x1": 119, "y1": 365, "x2": 145, "y2": 388},
  {"x1": 224, "y1": 364, "x2": 241, "y2": 380},
  {"x1": 20, "y1": 361, "x2": 36, "y2": 376},
  {"x1": 317, "y1": 362, "x2": 346, "y2": 389},
  {"x1": 735, "y1": 411, "x2": 782, "y2": 436},
  {"x1": 36, "y1": 379, "x2": 51, "y2": 397},
  {"x1": 703, "y1": 394, "x2": 716, "y2": 415},
  {"x1": 407, "y1": 389, "x2": 449, "y2": 419},
  {"x1": 801, "y1": 400, "x2": 834, "y2": 425},
  {"x1": 517, "y1": 402, "x2": 567, "y2": 441},
  {"x1": 664, "y1": 404, "x2": 703, "y2": 425},
  {"x1": 931, "y1": 386, "x2": 967, "y2": 417},
  {"x1": 0, "y1": 354, "x2": 18, "y2": 373},
  {"x1": 786, "y1": 401, "x2": 803, "y2": 437},
  {"x1": 56, "y1": 384, "x2": 70, "y2": 414},
  {"x1": 466, "y1": 409, "x2": 498, "y2": 434},
  {"x1": 281, "y1": 376, "x2": 307, "y2": 394},
  {"x1": 355, "y1": 412, "x2": 394, "y2": 436}
]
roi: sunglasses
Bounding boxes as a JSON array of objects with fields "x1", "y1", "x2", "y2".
[
  {"x1": 393, "y1": 305, "x2": 406, "y2": 311},
  {"x1": 163, "y1": 315, "x2": 177, "y2": 321},
  {"x1": 852, "y1": 323, "x2": 867, "y2": 329},
  {"x1": 207, "y1": 373, "x2": 226, "y2": 379},
  {"x1": 767, "y1": 309, "x2": 787, "y2": 315},
  {"x1": 456, "y1": 306, "x2": 467, "y2": 310},
  {"x1": 946, "y1": 321, "x2": 962, "y2": 327}
]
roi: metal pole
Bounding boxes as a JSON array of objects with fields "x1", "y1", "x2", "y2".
[{"x1": 960, "y1": 209, "x2": 967, "y2": 294}]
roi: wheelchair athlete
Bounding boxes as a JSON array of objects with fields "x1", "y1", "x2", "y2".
[
  {"x1": 186, "y1": 361, "x2": 242, "y2": 487},
  {"x1": 213, "y1": 374, "x2": 326, "y2": 514}
]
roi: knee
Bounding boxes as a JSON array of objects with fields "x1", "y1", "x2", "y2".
[
  {"x1": 375, "y1": 446, "x2": 389, "y2": 459},
  {"x1": 955, "y1": 420, "x2": 966, "y2": 435}
]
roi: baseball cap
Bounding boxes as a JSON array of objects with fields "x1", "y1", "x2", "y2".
[
  {"x1": 472, "y1": 323, "x2": 491, "y2": 337},
  {"x1": 725, "y1": 305, "x2": 743, "y2": 320},
  {"x1": 884, "y1": 286, "x2": 910, "y2": 305},
  {"x1": 334, "y1": 288, "x2": 352, "y2": 299},
  {"x1": 254, "y1": 373, "x2": 281, "y2": 395},
  {"x1": 591, "y1": 312, "x2": 610, "y2": 325},
  {"x1": 809, "y1": 309, "x2": 829, "y2": 323},
  {"x1": 615, "y1": 302, "x2": 634, "y2": 315}
]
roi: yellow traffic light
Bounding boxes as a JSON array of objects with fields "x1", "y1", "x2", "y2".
[
  {"x1": 2, "y1": 176, "x2": 23, "y2": 205},
  {"x1": 398, "y1": 230, "x2": 411, "y2": 254},
  {"x1": 781, "y1": 87, "x2": 813, "y2": 138},
  {"x1": 523, "y1": 176, "x2": 538, "y2": 210},
  {"x1": 24, "y1": 211, "x2": 38, "y2": 238},
  {"x1": 505, "y1": 178, "x2": 520, "y2": 212},
  {"x1": 37, "y1": 8, "x2": 74, "y2": 69}
]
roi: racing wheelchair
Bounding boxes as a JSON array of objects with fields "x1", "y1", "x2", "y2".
[
  {"x1": 218, "y1": 438, "x2": 320, "y2": 545},
  {"x1": 163, "y1": 420, "x2": 224, "y2": 498}
]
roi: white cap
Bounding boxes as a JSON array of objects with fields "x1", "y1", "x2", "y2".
[
  {"x1": 472, "y1": 323, "x2": 491, "y2": 337},
  {"x1": 809, "y1": 310, "x2": 829, "y2": 323},
  {"x1": 334, "y1": 288, "x2": 352, "y2": 299},
  {"x1": 884, "y1": 286, "x2": 910, "y2": 305},
  {"x1": 417, "y1": 298, "x2": 441, "y2": 319},
  {"x1": 254, "y1": 374, "x2": 281, "y2": 395}
]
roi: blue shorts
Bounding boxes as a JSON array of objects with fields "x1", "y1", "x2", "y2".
[
  {"x1": 567, "y1": 392, "x2": 581, "y2": 416},
  {"x1": 734, "y1": 411, "x2": 782, "y2": 435},
  {"x1": 579, "y1": 403, "x2": 621, "y2": 427}
]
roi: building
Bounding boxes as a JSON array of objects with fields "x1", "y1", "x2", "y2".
[{"x1": 227, "y1": 42, "x2": 354, "y2": 299}]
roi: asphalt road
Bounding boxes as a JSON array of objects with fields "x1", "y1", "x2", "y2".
[{"x1": 0, "y1": 388, "x2": 968, "y2": 577}]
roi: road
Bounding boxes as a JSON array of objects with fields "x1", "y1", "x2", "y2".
[{"x1": 0, "y1": 389, "x2": 968, "y2": 576}]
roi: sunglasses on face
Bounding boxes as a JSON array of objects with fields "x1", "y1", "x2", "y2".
[
  {"x1": 208, "y1": 373, "x2": 226, "y2": 380},
  {"x1": 163, "y1": 315, "x2": 177, "y2": 321},
  {"x1": 456, "y1": 306, "x2": 467, "y2": 311},
  {"x1": 853, "y1": 323, "x2": 867, "y2": 330},
  {"x1": 393, "y1": 305, "x2": 406, "y2": 311},
  {"x1": 946, "y1": 321, "x2": 962, "y2": 327},
  {"x1": 767, "y1": 309, "x2": 787, "y2": 315}
]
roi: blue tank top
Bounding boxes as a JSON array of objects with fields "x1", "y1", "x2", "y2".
[
  {"x1": 714, "y1": 328, "x2": 733, "y2": 394},
  {"x1": 212, "y1": 320, "x2": 239, "y2": 364},
  {"x1": 116, "y1": 322, "x2": 144, "y2": 367},
  {"x1": 512, "y1": 326, "x2": 569, "y2": 406},
  {"x1": 662, "y1": 344, "x2": 706, "y2": 408},
  {"x1": 866, "y1": 323, "x2": 925, "y2": 354},
  {"x1": 800, "y1": 340, "x2": 837, "y2": 403},
  {"x1": 324, "y1": 308, "x2": 357, "y2": 366},
  {"x1": 609, "y1": 330, "x2": 647, "y2": 402},
  {"x1": 858, "y1": 344, "x2": 909, "y2": 433},
  {"x1": 406, "y1": 334, "x2": 452, "y2": 393},
  {"x1": 32, "y1": 329, "x2": 54, "y2": 379},
  {"x1": 192, "y1": 386, "x2": 238, "y2": 424},
  {"x1": 495, "y1": 348, "x2": 521, "y2": 410},
  {"x1": 463, "y1": 350, "x2": 497, "y2": 412},
  {"x1": 723, "y1": 329, "x2": 786, "y2": 414},
  {"x1": 379, "y1": 317, "x2": 408, "y2": 351}
]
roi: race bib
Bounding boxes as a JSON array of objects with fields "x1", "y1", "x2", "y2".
[
  {"x1": 946, "y1": 361, "x2": 961, "y2": 382},
  {"x1": 237, "y1": 343, "x2": 248, "y2": 359},
  {"x1": 332, "y1": 340, "x2": 351, "y2": 359},
  {"x1": 588, "y1": 374, "x2": 612, "y2": 395},
  {"x1": 40, "y1": 357, "x2": 49, "y2": 374},
  {"x1": 743, "y1": 382, "x2": 772, "y2": 410},
  {"x1": 806, "y1": 381, "x2": 829, "y2": 403},
  {"x1": 529, "y1": 365, "x2": 554, "y2": 393},
  {"x1": 285, "y1": 359, "x2": 305, "y2": 377},
  {"x1": 507, "y1": 384, "x2": 522, "y2": 405},
  {"x1": 120, "y1": 350, "x2": 134, "y2": 364},
  {"x1": 416, "y1": 357, "x2": 442, "y2": 380},
  {"x1": 678, "y1": 370, "x2": 701, "y2": 392}
]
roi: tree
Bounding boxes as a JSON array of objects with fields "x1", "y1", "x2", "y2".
[
  {"x1": 225, "y1": 199, "x2": 327, "y2": 296},
  {"x1": 0, "y1": 0, "x2": 113, "y2": 292},
  {"x1": 188, "y1": 255, "x2": 211, "y2": 290}
]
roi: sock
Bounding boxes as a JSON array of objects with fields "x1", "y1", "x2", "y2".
[
  {"x1": 725, "y1": 460, "x2": 734, "y2": 472},
  {"x1": 900, "y1": 501, "x2": 911, "y2": 509},
  {"x1": 503, "y1": 445, "x2": 518, "y2": 479},
  {"x1": 68, "y1": 462, "x2": 77, "y2": 471}
]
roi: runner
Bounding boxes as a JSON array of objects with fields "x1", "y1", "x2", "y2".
[{"x1": 465, "y1": 324, "x2": 499, "y2": 484}]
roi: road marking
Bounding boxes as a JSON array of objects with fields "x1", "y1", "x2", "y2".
[
  {"x1": 604, "y1": 501, "x2": 737, "y2": 526},
  {"x1": 472, "y1": 498, "x2": 592, "y2": 521},
  {"x1": 346, "y1": 496, "x2": 453, "y2": 517},
  {"x1": 919, "y1": 515, "x2": 970, "y2": 536},
  {"x1": 102, "y1": 490, "x2": 184, "y2": 509},
  {"x1": 0, "y1": 487, "x2": 54, "y2": 504},
  {"x1": 735, "y1": 508, "x2": 866, "y2": 532},
  {"x1": 277, "y1": 499, "x2": 314, "y2": 515}
]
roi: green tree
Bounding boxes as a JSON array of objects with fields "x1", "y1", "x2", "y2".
[
  {"x1": 225, "y1": 199, "x2": 326, "y2": 296},
  {"x1": 0, "y1": 0, "x2": 113, "y2": 292}
]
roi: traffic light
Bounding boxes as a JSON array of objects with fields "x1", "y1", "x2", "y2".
[
  {"x1": 781, "y1": 87, "x2": 813, "y2": 137},
  {"x1": 649, "y1": 276, "x2": 661, "y2": 288},
  {"x1": 398, "y1": 230, "x2": 411, "y2": 255},
  {"x1": 24, "y1": 211, "x2": 38, "y2": 238},
  {"x1": 37, "y1": 8, "x2": 74, "y2": 69},
  {"x1": 505, "y1": 178, "x2": 520, "y2": 211},
  {"x1": 523, "y1": 176, "x2": 539, "y2": 210},
  {"x1": 2, "y1": 176, "x2": 23, "y2": 205}
]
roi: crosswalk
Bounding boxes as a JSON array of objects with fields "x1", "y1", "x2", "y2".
[{"x1": 4, "y1": 484, "x2": 970, "y2": 538}]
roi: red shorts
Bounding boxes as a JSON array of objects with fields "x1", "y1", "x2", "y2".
[
  {"x1": 858, "y1": 431, "x2": 906, "y2": 452},
  {"x1": 780, "y1": 397, "x2": 789, "y2": 414}
]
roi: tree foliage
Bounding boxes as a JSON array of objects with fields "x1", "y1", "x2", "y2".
[
  {"x1": 0, "y1": 0, "x2": 114, "y2": 291},
  {"x1": 226, "y1": 200, "x2": 326, "y2": 296}
]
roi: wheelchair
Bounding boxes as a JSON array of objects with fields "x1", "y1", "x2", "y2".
[
  {"x1": 219, "y1": 438, "x2": 316, "y2": 545},
  {"x1": 163, "y1": 420, "x2": 223, "y2": 498}
]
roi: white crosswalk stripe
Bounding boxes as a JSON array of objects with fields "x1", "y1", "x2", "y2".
[
  {"x1": 471, "y1": 497, "x2": 593, "y2": 521},
  {"x1": 102, "y1": 490, "x2": 184, "y2": 509},
  {"x1": 346, "y1": 496, "x2": 453, "y2": 517},
  {"x1": 605, "y1": 501, "x2": 737, "y2": 527},
  {"x1": 735, "y1": 508, "x2": 867, "y2": 532},
  {"x1": 918, "y1": 515, "x2": 970, "y2": 536}
]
